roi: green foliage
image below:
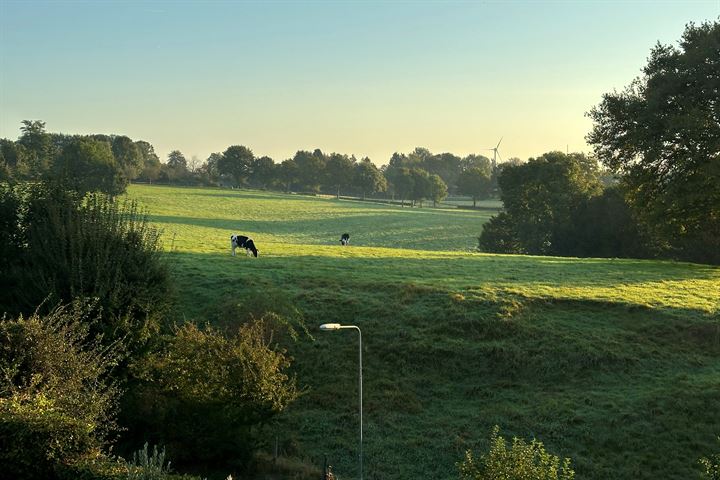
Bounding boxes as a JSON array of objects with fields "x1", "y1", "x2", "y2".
[
  {"x1": 0, "y1": 183, "x2": 172, "y2": 351},
  {"x1": 324, "y1": 152, "x2": 356, "y2": 197},
  {"x1": 54, "y1": 137, "x2": 128, "y2": 196},
  {"x1": 428, "y1": 173, "x2": 448, "y2": 206},
  {"x1": 477, "y1": 211, "x2": 523, "y2": 253},
  {"x1": 457, "y1": 167, "x2": 493, "y2": 207},
  {"x1": 0, "y1": 304, "x2": 121, "y2": 435},
  {"x1": 354, "y1": 157, "x2": 387, "y2": 199},
  {"x1": 0, "y1": 304, "x2": 121, "y2": 480},
  {"x1": 700, "y1": 439, "x2": 720, "y2": 480},
  {"x1": 587, "y1": 20, "x2": 720, "y2": 264},
  {"x1": 0, "y1": 395, "x2": 97, "y2": 479},
  {"x1": 478, "y1": 151, "x2": 628, "y2": 256},
  {"x1": 458, "y1": 426, "x2": 575, "y2": 480},
  {"x1": 218, "y1": 145, "x2": 254, "y2": 187},
  {"x1": 126, "y1": 318, "x2": 299, "y2": 467},
  {"x1": 126, "y1": 443, "x2": 170, "y2": 480}
]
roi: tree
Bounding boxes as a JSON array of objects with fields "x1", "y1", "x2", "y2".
[
  {"x1": 17, "y1": 120, "x2": 52, "y2": 179},
  {"x1": 428, "y1": 173, "x2": 448, "y2": 207},
  {"x1": 135, "y1": 140, "x2": 162, "y2": 184},
  {"x1": 409, "y1": 168, "x2": 432, "y2": 207},
  {"x1": 165, "y1": 150, "x2": 189, "y2": 183},
  {"x1": 166, "y1": 150, "x2": 187, "y2": 170},
  {"x1": 218, "y1": 145, "x2": 254, "y2": 187},
  {"x1": 424, "y1": 152, "x2": 462, "y2": 193},
  {"x1": 54, "y1": 137, "x2": 127, "y2": 195},
  {"x1": 325, "y1": 153, "x2": 356, "y2": 198},
  {"x1": 457, "y1": 167, "x2": 493, "y2": 207},
  {"x1": 587, "y1": 20, "x2": 720, "y2": 264},
  {"x1": 293, "y1": 150, "x2": 326, "y2": 192},
  {"x1": 480, "y1": 152, "x2": 602, "y2": 255},
  {"x1": 392, "y1": 167, "x2": 415, "y2": 207},
  {"x1": 355, "y1": 157, "x2": 386, "y2": 200},
  {"x1": 461, "y1": 154, "x2": 493, "y2": 172},
  {"x1": 111, "y1": 135, "x2": 143, "y2": 180},
  {"x1": 251, "y1": 156, "x2": 276, "y2": 189},
  {"x1": 279, "y1": 158, "x2": 299, "y2": 193}
]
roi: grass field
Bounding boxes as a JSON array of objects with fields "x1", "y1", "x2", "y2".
[{"x1": 126, "y1": 184, "x2": 720, "y2": 480}]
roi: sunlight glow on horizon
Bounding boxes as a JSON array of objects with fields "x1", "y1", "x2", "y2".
[{"x1": 1, "y1": 1, "x2": 718, "y2": 165}]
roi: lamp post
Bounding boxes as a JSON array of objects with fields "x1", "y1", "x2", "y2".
[{"x1": 320, "y1": 323, "x2": 362, "y2": 480}]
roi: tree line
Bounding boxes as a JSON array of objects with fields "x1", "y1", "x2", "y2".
[{"x1": 0, "y1": 124, "x2": 516, "y2": 207}]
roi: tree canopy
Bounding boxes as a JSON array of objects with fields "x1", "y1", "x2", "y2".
[{"x1": 587, "y1": 20, "x2": 720, "y2": 263}]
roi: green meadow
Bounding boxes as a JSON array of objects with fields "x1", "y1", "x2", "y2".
[{"x1": 126, "y1": 184, "x2": 720, "y2": 480}]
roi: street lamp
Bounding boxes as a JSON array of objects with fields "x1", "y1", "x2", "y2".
[{"x1": 319, "y1": 323, "x2": 363, "y2": 480}]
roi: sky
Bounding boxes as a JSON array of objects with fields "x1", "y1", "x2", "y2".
[{"x1": 1, "y1": 0, "x2": 718, "y2": 166}]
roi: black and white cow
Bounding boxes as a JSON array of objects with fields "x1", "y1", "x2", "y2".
[
  {"x1": 340, "y1": 233, "x2": 350, "y2": 246},
  {"x1": 231, "y1": 234, "x2": 258, "y2": 257}
]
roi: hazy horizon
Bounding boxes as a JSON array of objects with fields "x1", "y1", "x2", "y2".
[{"x1": 1, "y1": 0, "x2": 718, "y2": 166}]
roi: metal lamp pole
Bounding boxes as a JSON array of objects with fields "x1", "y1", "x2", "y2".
[{"x1": 320, "y1": 323, "x2": 362, "y2": 480}]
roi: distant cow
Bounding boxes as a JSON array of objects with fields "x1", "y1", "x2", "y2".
[
  {"x1": 231, "y1": 234, "x2": 258, "y2": 257},
  {"x1": 340, "y1": 233, "x2": 350, "y2": 246}
]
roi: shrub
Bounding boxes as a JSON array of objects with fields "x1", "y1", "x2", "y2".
[
  {"x1": 477, "y1": 212, "x2": 523, "y2": 254},
  {"x1": 700, "y1": 438, "x2": 720, "y2": 479},
  {"x1": 0, "y1": 394, "x2": 96, "y2": 479},
  {"x1": 125, "y1": 318, "x2": 300, "y2": 468},
  {"x1": 0, "y1": 304, "x2": 121, "y2": 479},
  {"x1": 0, "y1": 304, "x2": 121, "y2": 438},
  {"x1": 458, "y1": 426, "x2": 575, "y2": 480},
  {"x1": 0, "y1": 182, "x2": 172, "y2": 353}
]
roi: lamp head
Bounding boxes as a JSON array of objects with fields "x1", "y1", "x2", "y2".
[{"x1": 320, "y1": 323, "x2": 342, "y2": 331}]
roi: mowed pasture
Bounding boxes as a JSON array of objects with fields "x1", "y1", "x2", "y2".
[{"x1": 126, "y1": 184, "x2": 720, "y2": 480}]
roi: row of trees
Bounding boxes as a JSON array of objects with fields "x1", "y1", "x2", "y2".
[
  {"x1": 1, "y1": 123, "x2": 508, "y2": 207},
  {"x1": 479, "y1": 20, "x2": 719, "y2": 265}
]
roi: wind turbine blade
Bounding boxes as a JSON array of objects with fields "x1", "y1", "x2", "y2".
[
  {"x1": 496, "y1": 137, "x2": 503, "y2": 149},
  {"x1": 497, "y1": 152, "x2": 502, "y2": 163}
]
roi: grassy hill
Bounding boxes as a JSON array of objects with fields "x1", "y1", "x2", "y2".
[{"x1": 126, "y1": 184, "x2": 720, "y2": 480}]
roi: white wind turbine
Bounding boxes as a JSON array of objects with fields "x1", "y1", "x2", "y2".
[{"x1": 486, "y1": 137, "x2": 503, "y2": 170}]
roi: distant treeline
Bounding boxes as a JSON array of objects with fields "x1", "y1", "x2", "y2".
[{"x1": 0, "y1": 122, "x2": 520, "y2": 207}]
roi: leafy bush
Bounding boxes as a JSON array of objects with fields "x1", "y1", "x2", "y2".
[
  {"x1": 0, "y1": 394, "x2": 96, "y2": 479},
  {"x1": 700, "y1": 439, "x2": 720, "y2": 479},
  {"x1": 458, "y1": 426, "x2": 575, "y2": 480},
  {"x1": 0, "y1": 182, "x2": 172, "y2": 352},
  {"x1": 125, "y1": 318, "x2": 300, "y2": 468},
  {"x1": 213, "y1": 287, "x2": 309, "y2": 342},
  {"x1": 0, "y1": 304, "x2": 121, "y2": 480}
]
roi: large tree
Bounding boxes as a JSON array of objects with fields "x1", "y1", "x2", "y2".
[
  {"x1": 111, "y1": 135, "x2": 142, "y2": 180},
  {"x1": 54, "y1": 137, "x2": 126, "y2": 195},
  {"x1": 325, "y1": 153, "x2": 356, "y2": 198},
  {"x1": 457, "y1": 167, "x2": 493, "y2": 207},
  {"x1": 481, "y1": 152, "x2": 602, "y2": 255},
  {"x1": 17, "y1": 120, "x2": 52, "y2": 179},
  {"x1": 251, "y1": 156, "x2": 276, "y2": 189},
  {"x1": 293, "y1": 150, "x2": 326, "y2": 192},
  {"x1": 428, "y1": 173, "x2": 448, "y2": 207},
  {"x1": 587, "y1": 20, "x2": 720, "y2": 264},
  {"x1": 355, "y1": 157, "x2": 386, "y2": 200},
  {"x1": 218, "y1": 145, "x2": 254, "y2": 186}
]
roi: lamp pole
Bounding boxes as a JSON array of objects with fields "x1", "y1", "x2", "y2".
[{"x1": 320, "y1": 323, "x2": 362, "y2": 480}]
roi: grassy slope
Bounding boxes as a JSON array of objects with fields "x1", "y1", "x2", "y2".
[{"x1": 126, "y1": 184, "x2": 720, "y2": 480}]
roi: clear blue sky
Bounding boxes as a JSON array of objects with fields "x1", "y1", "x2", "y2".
[{"x1": 1, "y1": 0, "x2": 718, "y2": 165}]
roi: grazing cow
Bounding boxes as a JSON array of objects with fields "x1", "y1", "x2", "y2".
[
  {"x1": 231, "y1": 234, "x2": 259, "y2": 257},
  {"x1": 340, "y1": 233, "x2": 350, "y2": 246}
]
